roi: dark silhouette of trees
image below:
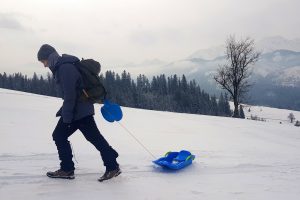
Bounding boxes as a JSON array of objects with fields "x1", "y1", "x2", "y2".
[{"x1": 0, "y1": 71, "x2": 232, "y2": 117}]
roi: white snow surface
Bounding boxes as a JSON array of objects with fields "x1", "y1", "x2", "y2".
[{"x1": 0, "y1": 88, "x2": 300, "y2": 200}]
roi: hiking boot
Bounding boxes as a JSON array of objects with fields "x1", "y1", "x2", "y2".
[
  {"x1": 46, "y1": 169, "x2": 75, "y2": 179},
  {"x1": 98, "y1": 167, "x2": 121, "y2": 182}
]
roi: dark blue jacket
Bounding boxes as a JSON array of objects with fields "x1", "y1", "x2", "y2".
[{"x1": 49, "y1": 54, "x2": 94, "y2": 123}]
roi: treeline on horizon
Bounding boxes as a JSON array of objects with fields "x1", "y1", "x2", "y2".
[{"x1": 0, "y1": 71, "x2": 232, "y2": 117}]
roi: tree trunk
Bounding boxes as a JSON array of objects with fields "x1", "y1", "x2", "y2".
[{"x1": 233, "y1": 100, "x2": 239, "y2": 118}]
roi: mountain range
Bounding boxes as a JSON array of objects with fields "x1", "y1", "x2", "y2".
[
  {"x1": 161, "y1": 37, "x2": 300, "y2": 88},
  {"x1": 132, "y1": 36, "x2": 300, "y2": 110}
]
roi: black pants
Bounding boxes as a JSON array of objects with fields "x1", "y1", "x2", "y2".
[{"x1": 52, "y1": 115, "x2": 119, "y2": 171}]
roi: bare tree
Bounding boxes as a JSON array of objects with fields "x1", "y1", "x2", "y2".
[{"x1": 214, "y1": 36, "x2": 260, "y2": 118}]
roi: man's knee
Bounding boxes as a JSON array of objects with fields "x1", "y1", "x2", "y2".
[
  {"x1": 52, "y1": 133, "x2": 59, "y2": 142},
  {"x1": 52, "y1": 131, "x2": 67, "y2": 143}
]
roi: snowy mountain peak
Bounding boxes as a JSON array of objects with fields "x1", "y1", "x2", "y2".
[
  {"x1": 257, "y1": 36, "x2": 300, "y2": 53},
  {"x1": 188, "y1": 36, "x2": 300, "y2": 61},
  {"x1": 188, "y1": 45, "x2": 225, "y2": 60}
]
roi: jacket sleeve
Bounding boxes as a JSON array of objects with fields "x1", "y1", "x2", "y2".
[
  {"x1": 59, "y1": 64, "x2": 80, "y2": 123},
  {"x1": 56, "y1": 106, "x2": 62, "y2": 117}
]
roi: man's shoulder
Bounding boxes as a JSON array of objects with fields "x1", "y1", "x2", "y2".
[
  {"x1": 57, "y1": 63, "x2": 80, "y2": 78},
  {"x1": 55, "y1": 54, "x2": 80, "y2": 79},
  {"x1": 58, "y1": 62, "x2": 76, "y2": 69},
  {"x1": 56, "y1": 54, "x2": 79, "y2": 69}
]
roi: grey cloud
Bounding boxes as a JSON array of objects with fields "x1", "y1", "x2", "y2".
[
  {"x1": 129, "y1": 30, "x2": 158, "y2": 46},
  {"x1": 0, "y1": 13, "x2": 25, "y2": 30},
  {"x1": 129, "y1": 28, "x2": 184, "y2": 47}
]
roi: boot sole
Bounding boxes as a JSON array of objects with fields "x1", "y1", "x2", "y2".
[
  {"x1": 98, "y1": 170, "x2": 121, "y2": 182},
  {"x1": 47, "y1": 174, "x2": 75, "y2": 179}
]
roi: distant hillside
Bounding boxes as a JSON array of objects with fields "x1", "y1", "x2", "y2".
[
  {"x1": 129, "y1": 36, "x2": 300, "y2": 111},
  {"x1": 157, "y1": 48, "x2": 300, "y2": 111}
]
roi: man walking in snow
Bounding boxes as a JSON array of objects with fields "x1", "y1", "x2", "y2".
[{"x1": 37, "y1": 44, "x2": 120, "y2": 182}]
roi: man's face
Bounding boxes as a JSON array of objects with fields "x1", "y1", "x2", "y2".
[{"x1": 40, "y1": 60, "x2": 49, "y2": 68}]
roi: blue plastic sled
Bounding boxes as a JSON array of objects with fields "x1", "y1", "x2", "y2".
[
  {"x1": 153, "y1": 150, "x2": 195, "y2": 170},
  {"x1": 101, "y1": 100, "x2": 123, "y2": 122}
]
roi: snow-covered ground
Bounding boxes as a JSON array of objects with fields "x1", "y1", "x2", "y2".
[
  {"x1": 234, "y1": 103, "x2": 300, "y2": 125},
  {"x1": 0, "y1": 88, "x2": 300, "y2": 200}
]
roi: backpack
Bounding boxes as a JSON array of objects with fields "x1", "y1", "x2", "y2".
[{"x1": 74, "y1": 59, "x2": 107, "y2": 103}]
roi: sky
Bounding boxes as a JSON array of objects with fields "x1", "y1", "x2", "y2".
[{"x1": 0, "y1": 0, "x2": 300, "y2": 76}]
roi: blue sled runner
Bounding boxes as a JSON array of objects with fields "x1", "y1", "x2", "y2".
[{"x1": 153, "y1": 150, "x2": 195, "y2": 170}]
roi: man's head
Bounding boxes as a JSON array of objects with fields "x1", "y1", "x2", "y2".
[{"x1": 37, "y1": 44, "x2": 57, "y2": 67}]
